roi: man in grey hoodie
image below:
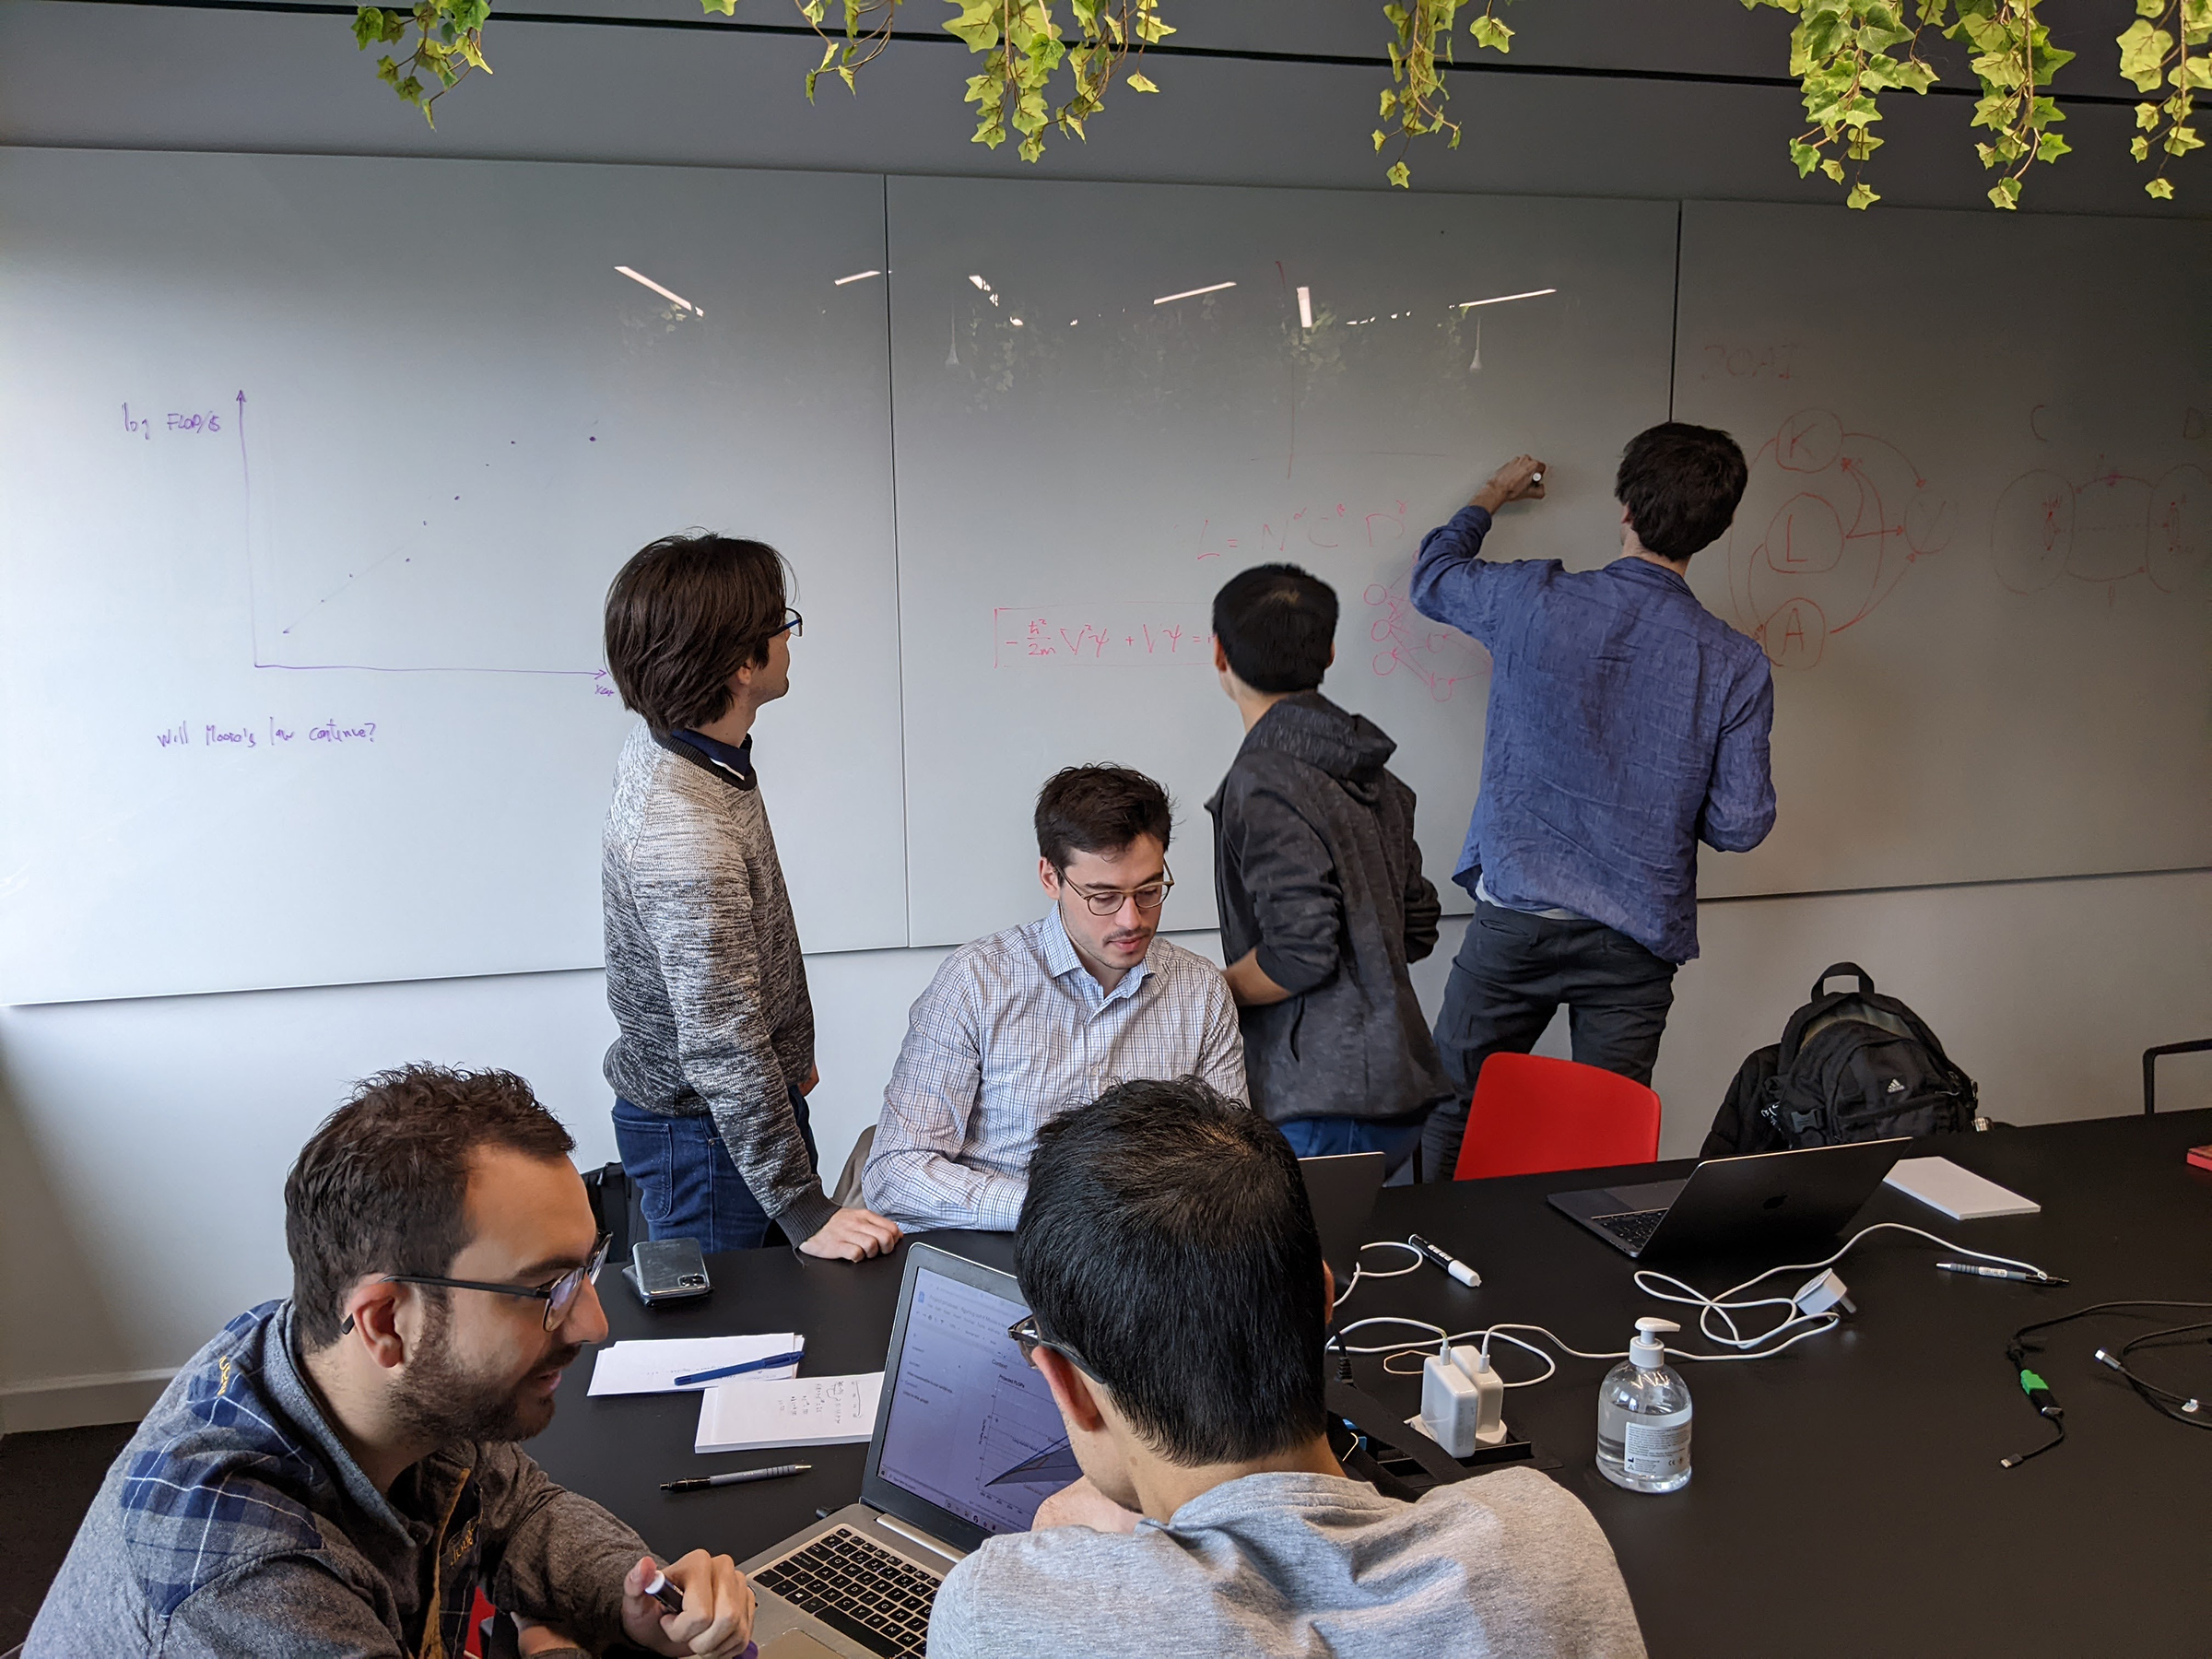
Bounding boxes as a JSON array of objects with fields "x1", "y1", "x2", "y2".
[{"x1": 1206, "y1": 563, "x2": 1454, "y2": 1174}]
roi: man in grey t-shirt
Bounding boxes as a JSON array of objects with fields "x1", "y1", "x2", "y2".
[{"x1": 928, "y1": 1077, "x2": 1644, "y2": 1659}]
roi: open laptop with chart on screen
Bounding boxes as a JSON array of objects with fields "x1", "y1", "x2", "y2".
[{"x1": 735, "y1": 1243, "x2": 1073, "y2": 1659}]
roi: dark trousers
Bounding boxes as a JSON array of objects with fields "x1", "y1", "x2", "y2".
[
  {"x1": 612, "y1": 1086, "x2": 819, "y2": 1253},
  {"x1": 1421, "y1": 902, "x2": 1677, "y2": 1180}
]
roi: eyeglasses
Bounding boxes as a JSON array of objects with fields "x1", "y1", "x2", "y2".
[
  {"x1": 771, "y1": 607, "x2": 804, "y2": 640},
  {"x1": 342, "y1": 1232, "x2": 612, "y2": 1334},
  {"x1": 1006, "y1": 1312, "x2": 1102, "y2": 1382},
  {"x1": 1058, "y1": 865, "x2": 1174, "y2": 918}
]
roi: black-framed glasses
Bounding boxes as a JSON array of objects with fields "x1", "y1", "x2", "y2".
[
  {"x1": 771, "y1": 607, "x2": 804, "y2": 641},
  {"x1": 1059, "y1": 864, "x2": 1174, "y2": 918},
  {"x1": 1006, "y1": 1312, "x2": 1102, "y2": 1382},
  {"x1": 343, "y1": 1232, "x2": 612, "y2": 1334}
]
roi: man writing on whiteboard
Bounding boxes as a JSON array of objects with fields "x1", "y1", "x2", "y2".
[{"x1": 1408, "y1": 427, "x2": 1775, "y2": 1178}]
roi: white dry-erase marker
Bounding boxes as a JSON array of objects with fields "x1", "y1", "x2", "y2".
[{"x1": 1408, "y1": 1234, "x2": 1481, "y2": 1288}]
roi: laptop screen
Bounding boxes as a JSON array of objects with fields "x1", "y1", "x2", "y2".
[{"x1": 867, "y1": 1251, "x2": 1076, "y2": 1544}]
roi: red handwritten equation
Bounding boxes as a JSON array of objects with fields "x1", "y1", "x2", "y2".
[
  {"x1": 1365, "y1": 583, "x2": 1490, "y2": 702},
  {"x1": 993, "y1": 606, "x2": 1217, "y2": 667}
]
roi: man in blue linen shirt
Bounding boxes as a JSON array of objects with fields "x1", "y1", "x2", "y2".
[
  {"x1": 861, "y1": 763, "x2": 1247, "y2": 1230},
  {"x1": 1408, "y1": 426, "x2": 1775, "y2": 1177}
]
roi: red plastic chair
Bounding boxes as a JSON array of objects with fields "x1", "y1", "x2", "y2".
[{"x1": 1452, "y1": 1053, "x2": 1661, "y2": 1181}]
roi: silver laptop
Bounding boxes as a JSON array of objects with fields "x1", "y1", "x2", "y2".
[
  {"x1": 737, "y1": 1243, "x2": 1072, "y2": 1659},
  {"x1": 1547, "y1": 1138, "x2": 1909, "y2": 1260}
]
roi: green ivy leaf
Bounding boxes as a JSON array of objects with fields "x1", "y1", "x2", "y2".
[
  {"x1": 2147, "y1": 174, "x2": 2177, "y2": 195},
  {"x1": 1846, "y1": 180, "x2": 1882, "y2": 206},
  {"x1": 2118, "y1": 16, "x2": 2170, "y2": 88},
  {"x1": 1386, "y1": 159, "x2": 1412, "y2": 187},
  {"x1": 1124, "y1": 69, "x2": 1159, "y2": 91}
]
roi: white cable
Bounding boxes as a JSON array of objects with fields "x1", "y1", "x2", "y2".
[
  {"x1": 1336, "y1": 1316, "x2": 1562, "y2": 1386},
  {"x1": 1329, "y1": 1221, "x2": 2056, "y2": 1374},
  {"x1": 1630, "y1": 1222, "x2": 2056, "y2": 1354},
  {"x1": 1334, "y1": 1240, "x2": 1425, "y2": 1309}
]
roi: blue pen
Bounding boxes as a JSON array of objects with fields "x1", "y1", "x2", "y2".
[{"x1": 672, "y1": 1349, "x2": 806, "y2": 1387}]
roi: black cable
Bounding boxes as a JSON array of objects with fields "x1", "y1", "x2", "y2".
[
  {"x1": 1999, "y1": 1411, "x2": 2065, "y2": 1468},
  {"x1": 2093, "y1": 1319, "x2": 2212, "y2": 1430},
  {"x1": 2000, "y1": 1300, "x2": 2212, "y2": 1468}
]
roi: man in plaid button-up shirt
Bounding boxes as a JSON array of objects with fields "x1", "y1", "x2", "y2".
[{"x1": 863, "y1": 765, "x2": 1247, "y2": 1232}]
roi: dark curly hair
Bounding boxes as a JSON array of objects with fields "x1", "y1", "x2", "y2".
[{"x1": 285, "y1": 1065, "x2": 574, "y2": 1349}]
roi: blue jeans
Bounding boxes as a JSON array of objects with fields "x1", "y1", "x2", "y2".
[
  {"x1": 1278, "y1": 1114, "x2": 1427, "y2": 1182},
  {"x1": 613, "y1": 1088, "x2": 819, "y2": 1253}
]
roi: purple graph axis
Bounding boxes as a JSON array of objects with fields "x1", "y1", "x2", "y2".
[{"x1": 233, "y1": 389, "x2": 605, "y2": 683}]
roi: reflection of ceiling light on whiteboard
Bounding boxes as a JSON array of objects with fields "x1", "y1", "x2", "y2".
[
  {"x1": 968, "y1": 274, "x2": 990, "y2": 289},
  {"x1": 1154, "y1": 280, "x2": 1237, "y2": 305},
  {"x1": 834, "y1": 269, "x2": 883, "y2": 285},
  {"x1": 1011, "y1": 317, "x2": 1024, "y2": 326},
  {"x1": 616, "y1": 265, "x2": 700, "y2": 316},
  {"x1": 1297, "y1": 286, "x2": 1313, "y2": 329},
  {"x1": 1455, "y1": 287, "x2": 1557, "y2": 310}
]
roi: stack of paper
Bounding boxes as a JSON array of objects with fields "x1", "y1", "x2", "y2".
[
  {"x1": 695, "y1": 1372, "x2": 885, "y2": 1454},
  {"x1": 586, "y1": 1334, "x2": 805, "y2": 1396}
]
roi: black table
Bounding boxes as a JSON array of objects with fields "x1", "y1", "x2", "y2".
[{"x1": 533, "y1": 1110, "x2": 2212, "y2": 1657}]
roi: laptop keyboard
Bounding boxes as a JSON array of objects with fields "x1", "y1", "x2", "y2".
[
  {"x1": 1594, "y1": 1208, "x2": 1667, "y2": 1252},
  {"x1": 754, "y1": 1524, "x2": 941, "y2": 1659}
]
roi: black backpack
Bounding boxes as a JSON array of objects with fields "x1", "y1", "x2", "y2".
[{"x1": 1700, "y1": 962, "x2": 1979, "y2": 1158}]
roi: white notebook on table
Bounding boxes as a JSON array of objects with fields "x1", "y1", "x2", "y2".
[
  {"x1": 694, "y1": 1371, "x2": 885, "y2": 1455},
  {"x1": 1883, "y1": 1156, "x2": 2041, "y2": 1220}
]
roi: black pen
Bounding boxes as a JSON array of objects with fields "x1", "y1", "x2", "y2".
[
  {"x1": 1408, "y1": 1234, "x2": 1481, "y2": 1288},
  {"x1": 1936, "y1": 1262, "x2": 2066, "y2": 1285},
  {"x1": 662, "y1": 1462, "x2": 813, "y2": 1493}
]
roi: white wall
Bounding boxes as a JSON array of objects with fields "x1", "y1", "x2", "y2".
[
  {"x1": 2, "y1": 0, "x2": 2207, "y2": 1429},
  {"x1": 7, "y1": 870, "x2": 2207, "y2": 1428}
]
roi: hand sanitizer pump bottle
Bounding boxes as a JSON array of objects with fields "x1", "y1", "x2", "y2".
[{"x1": 1596, "y1": 1317, "x2": 1691, "y2": 1493}]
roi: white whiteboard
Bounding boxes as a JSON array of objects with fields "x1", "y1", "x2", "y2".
[
  {"x1": 1674, "y1": 201, "x2": 2212, "y2": 896},
  {"x1": 887, "y1": 177, "x2": 1679, "y2": 946},
  {"x1": 10, "y1": 155, "x2": 2204, "y2": 1006},
  {"x1": 0, "y1": 150, "x2": 906, "y2": 1001}
]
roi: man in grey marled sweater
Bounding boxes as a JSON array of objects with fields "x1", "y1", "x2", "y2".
[
  {"x1": 601, "y1": 532, "x2": 900, "y2": 1259},
  {"x1": 29, "y1": 1065, "x2": 753, "y2": 1659},
  {"x1": 928, "y1": 1077, "x2": 1646, "y2": 1659}
]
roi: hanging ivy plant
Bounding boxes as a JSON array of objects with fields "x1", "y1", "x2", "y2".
[
  {"x1": 347, "y1": 0, "x2": 2195, "y2": 206},
  {"x1": 2118, "y1": 0, "x2": 2208, "y2": 198}
]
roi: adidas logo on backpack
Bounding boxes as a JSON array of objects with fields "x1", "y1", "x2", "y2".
[{"x1": 1701, "y1": 962, "x2": 1980, "y2": 1158}]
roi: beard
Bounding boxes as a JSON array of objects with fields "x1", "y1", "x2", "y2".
[{"x1": 390, "y1": 1298, "x2": 581, "y2": 1445}]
